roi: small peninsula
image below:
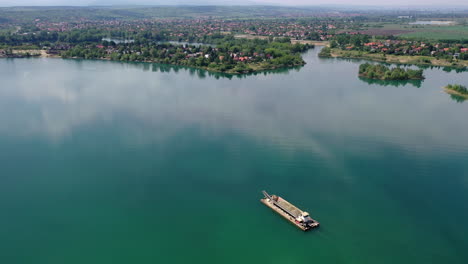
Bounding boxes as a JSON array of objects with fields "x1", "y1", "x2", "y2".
[
  {"x1": 358, "y1": 63, "x2": 424, "y2": 80},
  {"x1": 444, "y1": 84, "x2": 468, "y2": 99}
]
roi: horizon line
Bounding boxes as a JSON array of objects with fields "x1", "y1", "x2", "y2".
[{"x1": 1, "y1": 4, "x2": 468, "y2": 8}]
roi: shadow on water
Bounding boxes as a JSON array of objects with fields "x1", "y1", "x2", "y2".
[
  {"x1": 114, "y1": 60, "x2": 304, "y2": 79},
  {"x1": 64, "y1": 58, "x2": 304, "y2": 79},
  {"x1": 321, "y1": 56, "x2": 468, "y2": 72},
  {"x1": 183, "y1": 65, "x2": 303, "y2": 80},
  {"x1": 417, "y1": 64, "x2": 468, "y2": 73},
  {"x1": 449, "y1": 94, "x2": 467, "y2": 103},
  {"x1": 358, "y1": 77, "x2": 423, "y2": 88},
  {"x1": 383, "y1": 64, "x2": 467, "y2": 72},
  {"x1": 441, "y1": 66, "x2": 468, "y2": 73}
]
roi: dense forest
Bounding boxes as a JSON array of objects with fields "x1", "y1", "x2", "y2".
[{"x1": 359, "y1": 63, "x2": 424, "y2": 80}]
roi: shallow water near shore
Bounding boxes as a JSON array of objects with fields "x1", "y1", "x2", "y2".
[{"x1": 1, "y1": 48, "x2": 468, "y2": 264}]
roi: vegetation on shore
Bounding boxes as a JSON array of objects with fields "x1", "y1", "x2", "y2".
[
  {"x1": 328, "y1": 48, "x2": 468, "y2": 68},
  {"x1": 323, "y1": 33, "x2": 468, "y2": 68},
  {"x1": 318, "y1": 47, "x2": 332, "y2": 57},
  {"x1": 0, "y1": 29, "x2": 313, "y2": 74},
  {"x1": 359, "y1": 63, "x2": 424, "y2": 80},
  {"x1": 62, "y1": 36, "x2": 311, "y2": 74},
  {"x1": 444, "y1": 84, "x2": 468, "y2": 98}
]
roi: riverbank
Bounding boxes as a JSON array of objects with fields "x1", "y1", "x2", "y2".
[{"x1": 327, "y1": 48, "x2": 468, "y2": 69}]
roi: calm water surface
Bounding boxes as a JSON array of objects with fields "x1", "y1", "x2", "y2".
[{"x1": 1, "y1": 49, "x2": 468, "y2": 264}]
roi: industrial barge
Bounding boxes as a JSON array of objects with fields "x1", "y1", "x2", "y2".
[{"x1": 261, "y1": 190, "x2": 319, "y2": 231}]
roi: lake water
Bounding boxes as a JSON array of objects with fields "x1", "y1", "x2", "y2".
[{"x1": 1, "y1": 49, "x2": 468, "y2": 264}]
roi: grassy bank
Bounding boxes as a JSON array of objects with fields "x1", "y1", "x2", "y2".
[{"x1": 360, "y1": 23, "x2": 468, "y2": 41}]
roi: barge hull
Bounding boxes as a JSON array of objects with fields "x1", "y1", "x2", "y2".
[{"x1": 261, "y1": 198, "x2": 318, "y2": 231}]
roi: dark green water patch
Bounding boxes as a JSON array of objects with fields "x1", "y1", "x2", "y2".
[{"x1": 1, "y1": 49, "x2": 468, "y2": 264}]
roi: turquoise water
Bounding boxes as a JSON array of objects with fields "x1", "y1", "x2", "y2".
[{"x1": 1, "y1": 49, "x2": 468, "y2": 263}]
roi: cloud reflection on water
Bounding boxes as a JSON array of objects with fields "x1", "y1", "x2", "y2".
[{"x1": 1, "y1": 52, "x2": 468, "y2": 156}]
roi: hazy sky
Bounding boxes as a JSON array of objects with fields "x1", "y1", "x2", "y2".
[{"x1": 1, "y1": 0, "x2": 467, "y2": 7}]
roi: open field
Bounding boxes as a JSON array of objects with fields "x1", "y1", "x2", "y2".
[
  {"x1": 291, "y1": 40, "x2": 329, "y2": 46},
  {"x1": 0, "y1": 6, "x2": 341, "y2": 22},
  {"x1": 357, "y1": 23, "x2": 414, "y2": 35},
  {"x1": 0, "y1": 26, "x2": 15, "y2": 34},
  {"x1": 399, "y1": 26, "x2": 468, "y2": 40},
  {"x1": 360, "y1": 23, "x2": 468, "y2": 40},
  {"x1": 234, "y1": 34, "x2": 269, "y2": 40},
  {"x1": 11, "y1": 49, "x2": 52, "y2": 57}
]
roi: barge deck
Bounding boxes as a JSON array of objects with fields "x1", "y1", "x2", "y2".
[{"x1": 260, "y1": 190, "x2": 319, "y2": 231}]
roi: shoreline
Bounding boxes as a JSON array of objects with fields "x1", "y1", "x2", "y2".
[
  {"x1": 1, "y1": 51, "x2": 305, "y2": 75},
  {"x1": 68, "y1": 57, "x2": 306, "y2": 75},
  {"x1": 328, "y1": 48, "x2": 468, "y2": 69},
  {"x1": 444, "y1": 87, "x2": 468, "y2": 99}
]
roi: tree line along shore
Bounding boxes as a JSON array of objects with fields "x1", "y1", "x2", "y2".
[{"x1": 0, "y1": 33, "x2": 313, "y2": 74}]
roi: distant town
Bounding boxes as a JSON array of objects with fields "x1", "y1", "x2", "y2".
[{"x1": 1, "y1": 6, "x2": 467, "y2": 70}]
